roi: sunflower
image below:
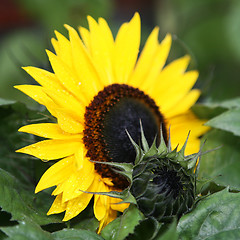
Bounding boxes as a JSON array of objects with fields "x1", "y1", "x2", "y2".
[{"x1": 15, "y1": 13, "x2": 208, "y2": 232}]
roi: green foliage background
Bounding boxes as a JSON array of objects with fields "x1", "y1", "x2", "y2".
[{"x1": 1, "y1": 0, "x2": 240, "y2": 239}]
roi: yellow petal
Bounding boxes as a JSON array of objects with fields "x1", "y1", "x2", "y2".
[
  {"x1": 47, "y1": 193, "x2": 67, "y2": 215},
  {"x1": 101, "y1": 178, "x2": 114, "y2": 187},
  {"x1": 94, "y1": 180, "x2": 109, "y2": 221},
  {"x1": 114, "y1": 12, "x2": 141, "y2": 84},
  {"x1": 129, "y1": 27, "x2": 159, "y2": 87},
  {"x1": 74, "y1": 145, "x2": 87, "y2": 170},
  {"x1": 16, "y1": 139, "x2": 81, "y2": 160},
  {"x1": 19, "y1": 123, "x2": 82, "y2": 140},
  {"x1": 165, "y1": 89, "x2": 201, "y2": 118},
  {"x1": 168, "y1": 111, "x2": 209, "y2": 155},
  {"x1": 43, "y1": 88, "x2": 85, "y2": 120},
  {"x1": 87, "y1": 16, "x2": 114, "y2": 85},
  {"x1": 79, "y1": 26, "x2": 91, "y2": 51},
  {"x1": 98, "y1": 207, "x2": 117, "y2": 233},
  {"x1": 94, "y1": 195, "x2": 107, "y2": 221},
  {"x1": 14, "y1": 85, "x2": 56, "y2": 116},
  {"x1": 164, "y1": 55, "x2": 191, "y2": 74},
  {"x1": 152, "y1": 55, "x2": 191, "y2": 98},
  {"x1": 55, "y1": 109, "x2": 84, "y2": 134},
  {"x1": 46, "y1": 50, "x2": 86, "y2": 103},
  {"x1": 62, "y1": 178, "x2": 99, "y2": 221},
  {"x1": 63, "y1": 191, "x2": 93, "y2": 221},
  {"x1": 51, "y1": 37, "x2": 59, "y2": 55},
  {"x1": 52, "y1": 183, "x2": 64, "y2": 196},
  {"x1": 141, "y1": 34, "x2": 172, "y2": 92},
  {"x1": 98, "y1": 17, "x2": 115, "y2": 49},
  {"x1": 183, "y1": 138, "x2": 201, "y2": 156},
  {"x1": 156, "y1": 70, "x2": 199, "y2": 113},
  {"x1": 22, "y1": 67, "x2": 64, "y2": 91},
  {"x1": 110, "y1": 197, "x2": 129, "y2": 212},
  {"x1": 65, "y1": 24, "x2": 103, "y2": 100},
  {"x1": 61, "y1": 156, "x2": 95, "y2": 202},
  {"x1": 35, "y1": 156, "x2": 74, "y2": 193},
  {"x1": 54, "y1": 30, "x2": 73, "y2": 67}
]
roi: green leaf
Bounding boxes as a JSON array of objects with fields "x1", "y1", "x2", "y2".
[
  {"x1": 101, "y1": 205, "x2": 144, "y2": 240},
  {"x1": 53, "y1": 229, "x2": 104, "y2": 240},
  {"x1": 203, "y1": 98, "x2": 240, "y2": 109},
  {"x1": 1, "y1": 218, "x2": 53, "y2": 240},
  {"x1": 156, "y1": 220, "x2": 178, "y2": 240},
  {"x1": 70, "y1": 217, "x2": 99, "y2": 232},
  {"x1": 1, "y1": 219, "x2": 104, "y2": 240},
  {"x1": 0, "y1": 231, "x2": 8, "y2": 240},
  {"x1": 126, "y1": 218, "x2": 163, "y2": 240},
  {"x1": 0, "y1": 99, "x2": 15, "y2": 106},
  {"x1": 177, "y1": 188, "x2": 240, "y2": 240},
  {"x1": 206, "y1": 109, "x2": 240, "y2": 136},
  {"x1": 199, "y1": 130, "x2": 240, "y2": 190},
  {"x1": 0, "y1": 168, "x2": 59, "y2": 225},
  {"x1": 192, "y1": 97, "x2": 240, "y2": 120},
  {"x1": 0, "y1": 102, "x2": 50, "y2": 186},
  {"x1": 192, "y1": 104, "x2": 226, "y2": 120}
]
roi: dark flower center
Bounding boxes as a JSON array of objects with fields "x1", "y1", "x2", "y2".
[
  {"x1": 83, "y1": 84, "x2": 167, "y2": 189},
  {"x1": 153, "y1": 166, "x2": 183, "y2": 198}
]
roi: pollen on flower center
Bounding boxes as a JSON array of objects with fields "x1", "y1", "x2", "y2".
[{"x1": 83, "y1": 84, "x2": 167, "y2": 189}]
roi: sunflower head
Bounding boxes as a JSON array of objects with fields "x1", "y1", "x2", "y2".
[{"x1": 15, "y1": 12, "x2": 208, "y2": 232}]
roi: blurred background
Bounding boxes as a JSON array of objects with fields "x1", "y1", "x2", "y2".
[{"x1": 0, "y1": 0, "x2": 240, "y2": 108}]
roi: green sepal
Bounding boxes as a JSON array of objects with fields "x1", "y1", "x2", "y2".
[
  {"x1": 166, "y1": 146, "x2": 178, "y2": 159},
  {"x1": 177, "y1": 131, "x2": 190, "y2": 161},
  {"x1": 140, "y1": 120, "x2": 150, "y2": 152},
  {"x1": 144, "y1": 137, "x2": 159, "y2": 158},
  {"x1": 90, "y1": 160, "x2": 133, "y2": 183},
  {"x1": 157, "y1": 125, "x2": 168, "y2": 154},
  {"x1": 167, "y1": 127, "x2": 172, "y2": 152},
  {"x1": 80, "y1": 188, "x2": 137, "y2": 205},
  {"x1": 125, "y1": 130, "x2": 143, "y2": 165}
]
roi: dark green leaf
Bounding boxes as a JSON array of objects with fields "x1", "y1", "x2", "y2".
[
  {"x1": 177, "y1": 188, "x2": 240, "y2": 240},
  {"x1": 0, "y1": 231, "x2": 8, "y2": 240},
  {"x1": 0, "y1": 168, "x2": 59, "y2": 225},
  {"x1": 126, "y1": 218, "x2": 163, "y2": 240},
  {"x1": 0, "y1": 102, "x2": 50, "y2": 187},
  {"x1": 156, "y1": 220, "x2": 178, "y2": 240},
  {"x1": 199, "y1": 130, "x2": 240, "y2": 190},
  {"x1": 0, "y1": 216, "x2": 103, "y2": 240},
  {"x1": 101, "y1": 205, "x2": 144, "y2": 240},
  {"x1": 70, "y1": 217, "x2": 98, "y2": 232},
  {"x1": 206, "y1": 109, "x2": 240, "y2": 136},
  {"x1": 1, "y1": 219, "x2": 53, "y2": 240},
  {"x1": 53, "y1": 229, "x2": 104, "y2": 240}
]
